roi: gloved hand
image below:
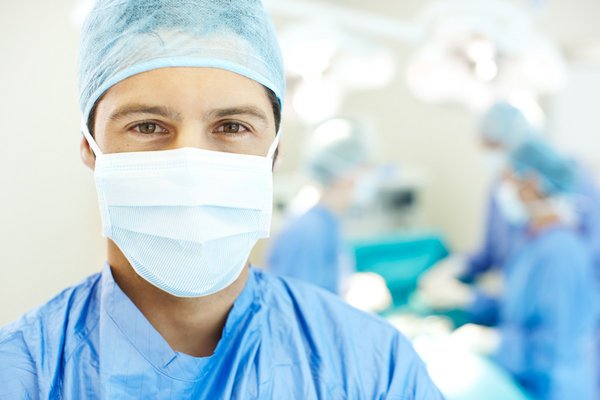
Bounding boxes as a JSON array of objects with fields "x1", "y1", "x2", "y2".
[
  {"x1": 419, "y1": 255, "x2": 474, "y2": 310},
  {"x1": 344, "y1": 272, "x2": 392, "y2": 313},
  {"x1": 421, "y1": 255, "x2": 467, "y2": 283},
  {"x1": 449, "y1": 323, "x2": 500, "y2": 355}
]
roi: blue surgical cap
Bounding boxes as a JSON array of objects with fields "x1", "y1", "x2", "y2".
[
  {"x1": 305, "y1": 118, "x2": 370, "y2": 186},
  {"x1": 480, "y1": 102, "x2": 538, "y2": 150},
  {"x1": 78, "y1": 0, "x2": 285, "y2": 124},
  {"x1": 509, "y1": 139, "x2": 576, "y2": 195}
]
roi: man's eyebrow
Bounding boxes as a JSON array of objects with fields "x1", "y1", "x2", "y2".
[
  {"x1": 205, "y1": 106, "x2": 269, "y2": 124},
  {"x1": 109, "y1": 104, "x2": 183, "y2": 122}
]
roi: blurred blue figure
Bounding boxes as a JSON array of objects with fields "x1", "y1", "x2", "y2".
[
  {"x1": 479, "y1": 139, "x2": 598, "y2": 399},
  {"x1": 267, "y1": 118, "x2": 374, "y2": 293},
  {"x1": 464, "y1": 103, "x2": 533, "y2": 281},
  {"x1": 464, "y1": 102, "x2": 600, "y2": 286},
  {"x1": 420, "y1": 103, "x2": 536, "y2": 317},
  {"x1": 268, "y1": 204, "x2": 342, "y2": 293}
]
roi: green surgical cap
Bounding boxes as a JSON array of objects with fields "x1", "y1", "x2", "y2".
[
  {"x1": 305, "y1": 118, "x2": 370, "y2": 186},
  {"x1": 480, "y1": 102, "x2": 538, "y2": 150},
  {"x1": 78, "y1": 0, "x2": 285, "y2": 124},
  {"x1": 510, "y1": 139, "x2": 576, "y2": 195}
]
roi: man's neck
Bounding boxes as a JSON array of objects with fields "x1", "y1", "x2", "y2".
[
  {"x1": 106, "y1": 240, "x2": 249, "y2": 357},
  {"x1": 319, "y1": 187, "x2": 350, "y2": 216}
]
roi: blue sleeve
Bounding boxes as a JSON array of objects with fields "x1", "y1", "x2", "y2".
[
  {"x1": 0, "y1": 331, "x2": 40, "y2": 400},
  {"x1": 536, "y1": 257, "x2": 597, "y2": 400},
  {"x1": 575, "y1": 167, "x2": 600, "y2": 271},
  {"x1": 267, "y1": 219, "x2": 338, "y2": 293},
  {"x1": 268, "y1": 224, "x2": 326, "y2": 278},
  {"x1": 386, "y1": 334, "x2": 445, "y2": 399},
  {"x1": 467, "y1": 290, "x2": 500, "y2": 326},
  {"x1": 464, "y1": 191, "x2": 503, "y2": 280},
  {"x1": 496, "y1": 255, "x2": 597, "y2": 400}
]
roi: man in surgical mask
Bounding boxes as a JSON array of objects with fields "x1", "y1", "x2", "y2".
[
  {"x1": 0, "y1": 1, "x2": 443, "y2": 398},
  {"x1": 267, "y1": 117, "x2": 376, "y2": 294}
]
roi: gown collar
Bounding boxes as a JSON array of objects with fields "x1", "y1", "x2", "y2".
[{"x1": 100, "y1": 263, "x2": 259, "y2": 381}]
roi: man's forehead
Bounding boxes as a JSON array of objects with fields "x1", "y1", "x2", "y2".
[{"x1": 96, "y1": 67, "x2": 273, "y2": 116}]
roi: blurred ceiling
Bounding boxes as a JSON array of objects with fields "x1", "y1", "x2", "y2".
[{"x1": 272, "y1": 0, "x2": 600, "y2": 62}]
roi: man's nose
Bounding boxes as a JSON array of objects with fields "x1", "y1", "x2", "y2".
[{"x1": 172, "y1": 124, "x2": 212, "y2": 150}]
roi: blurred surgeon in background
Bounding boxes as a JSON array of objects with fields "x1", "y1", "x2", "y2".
[
  {"x1": 267, "y1": 118, "x2": 374, "y2": 294},
  {"x1": 422, "y1": 102, "x2": 600, "y2": 322},
  {"x1": 470, "y1": 102, "x2": 600, "y2": 285},
  {"x1": 450, "y1": 139, "x2": 598, "y2": 400},
  {"x1": 465, "y1": 102, "x2": 537, "y2": 282}
]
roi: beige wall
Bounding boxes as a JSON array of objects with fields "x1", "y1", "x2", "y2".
[
  {"x1": 1, "y1": 0, "x2": 598, "y2": 326},
  {"x1": 1, "y1": 0, "x2": 105, "y2": 326}
]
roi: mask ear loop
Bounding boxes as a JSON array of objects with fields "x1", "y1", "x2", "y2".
[
  {"x1": 266, "y1": 130, "x2": 281, "y2": 160},
  {"x1": 80, "y1": 119, "x2": 104, "y2": 157}
]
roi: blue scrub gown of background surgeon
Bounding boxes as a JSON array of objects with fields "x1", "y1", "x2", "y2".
[
  {"x1": 464, "y1": 182, "x2": 527, "y2": 281},
  {"x1": 268, "y1": 204, "x2": 343, "y2": 293},
  {"x1": 481, "y1": 226, "x2": 598, "y2": 400},
  {"x1": 573, "y1": 166, "x2": 600, "y2": 281},
  {"x1": 465, "y1": 168, "x2": 600, "y2": 285},
  {"x1": 0, "y1": 264, "x2": 443, "y2": 399}
]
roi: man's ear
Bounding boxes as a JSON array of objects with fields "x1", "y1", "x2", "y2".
[
  {"x1": 80, "y1": 136, "x2": 96, "y2": 171},
  {"x1": 272, "y1": 143, "x2": 281, "y2": 172}
]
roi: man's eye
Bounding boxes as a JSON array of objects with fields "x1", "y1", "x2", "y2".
[
  {"x1": 216, "y1": 122, "x2": 249, "y2": 135},
  {"x1": 133, "y1": 122, "x2": 167, "y2": 134}
]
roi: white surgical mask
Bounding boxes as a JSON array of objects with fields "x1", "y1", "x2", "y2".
[
  {"x1": 82, "y1": 122, "x2": 278, "y2": 297},
  {"x1": 484, "y1": 150, "x2": 506, "y2": 176},
  {"x1": 495, "y1": 181, "x2": 528, "y2": 226},
  {"x1": 351, "y1": 170, "x2": 378, "y2": 208}
]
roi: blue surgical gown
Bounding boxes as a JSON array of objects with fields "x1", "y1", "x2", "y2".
[
  {"x1": 267, "y1": 204, "x2": 343, "y2": 293},
  {"x1": 0, "y1": 264, "x2": 443, "y2": 399},
  {"x1": 574, "y1": 166, "x2": 600, "y2": 281},
  {"x1": 464, "y1": 181, "x2": 527, "y2": 280},
  {"x1": 465, "y1": 166, "x2": 600, "y2": 282},
  {"x1": 475, "y1": 227, "x2": 598, "y2": 400}
]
